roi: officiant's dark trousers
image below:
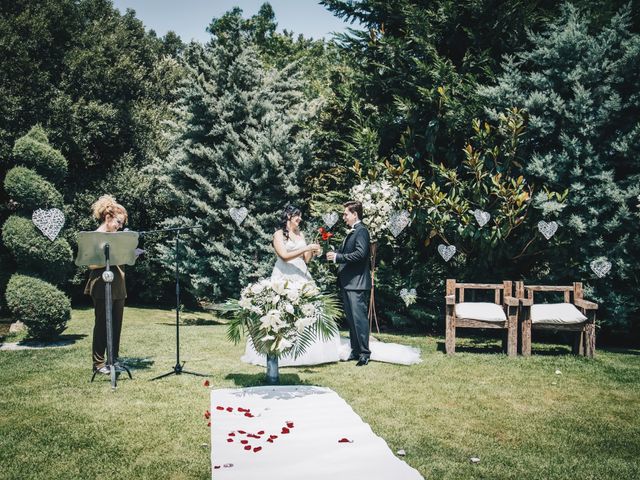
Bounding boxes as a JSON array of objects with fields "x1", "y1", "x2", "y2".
[{"x1": 341, "y1": 289, "x2": 371, "y2": 357}]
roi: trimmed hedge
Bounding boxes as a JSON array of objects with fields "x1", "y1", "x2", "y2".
[
  {"x1": 3, "y1": 166, "x2": 64, "y2": 210},
  {"x1": 12, "y1": 126, "x2": 67, "y2": 183},
  {"x1": 5, "y1": 274, "x2": 71, "y2": 339},
  {"x1": 1, "y1": 215, "x2": 73, "y2": 285}
]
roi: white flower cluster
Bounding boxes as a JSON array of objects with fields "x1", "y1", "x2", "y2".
[
  {"x1": 351, "y1": 179, "x2": 401, "y2": 240},
  {"x1": 238, "y1": 278, "x2": 322, "y2": 354}
]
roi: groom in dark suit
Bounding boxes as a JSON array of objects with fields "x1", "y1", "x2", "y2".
[{"x1": 327, "y1": 200, "x2": 372, "y2": 366}]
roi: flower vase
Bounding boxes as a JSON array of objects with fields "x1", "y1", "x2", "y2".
[{"x1": 266, "y1": 353, "x2": 279, "y2": 384}]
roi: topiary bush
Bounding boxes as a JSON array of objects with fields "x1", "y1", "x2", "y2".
[
  {"x1": 2, "y1": 126, "x2": 71, "y2": 339},
  {"x1": 11, "y1": 126, "x2": 67, "y2": 183},
  {"x1": 5, "y1": 274, "x2": 71, "y2": 339},
  {"x1": 4, "y1": 166, "x2": 64, "y2": 210},
  {"x1": 1, "y1": 216, "x2": 72, "y2": 285}
]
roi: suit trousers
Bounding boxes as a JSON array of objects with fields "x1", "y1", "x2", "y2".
[
  {"x1": 341, "y1": 288, "x2": 371, "y2": 357},
  {"x1": 91, "y1": 296, "x2": 125, "y2": 369}
]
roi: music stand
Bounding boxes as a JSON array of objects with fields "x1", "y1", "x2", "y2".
[
  {"x1": 76, "y1": 231, "x2": 139, "y2": 389},
  {"x1": 147, "y1": 226, "x2": 208, "y2": 380}
]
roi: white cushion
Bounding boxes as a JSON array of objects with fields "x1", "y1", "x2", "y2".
[
  {"x1": 530, "y1": 303, "x2": 587, "y2": 325},
  {"x1": 455, "y1": 302, "x2": 506, "y2": 323}
]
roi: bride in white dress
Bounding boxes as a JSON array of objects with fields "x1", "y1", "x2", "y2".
[{"x1": 241, "y1": 205, "x2": 421, "y2": 367}]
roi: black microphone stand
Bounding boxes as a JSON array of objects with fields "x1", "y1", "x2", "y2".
[{"x1": 144, "y1": 226, "x2": 209, "y2": 380}]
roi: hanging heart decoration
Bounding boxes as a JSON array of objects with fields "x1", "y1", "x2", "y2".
[
  {"x1": 388, "y1": 210, "x2": 411, "y2": 237},
  {"x1": 32, "y1": 208, "x2": 65, "y2": 241},
  {"x1": 322, "y1": 212, "x2": 339, "y2": 229},
  {"x1": 538, "y1": 220, "x2": 558, "y2": 240},
  {"x1": 472, "y1": 209, "x2": 491, "y2": 228},
  {"x1": 229, "y1": 207, "x2": 249, "y2": 226},
  {"x1": 399, "y1": 288, "x2": 417, "y2": 307},
  {"x1": 437, "y1": 244, "x2": 456, "y2": 262},
  {"x1": 590, "y1": 258, "x2": 612, "y2": 278}
]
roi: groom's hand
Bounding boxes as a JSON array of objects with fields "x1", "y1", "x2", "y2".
[{"x1": 326, "y1": 251, "x2": 337, "y2": 262}]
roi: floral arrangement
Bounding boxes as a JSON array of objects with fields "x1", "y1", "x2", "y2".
[
  {"x1": 350, "y1": 179, "x2": 401, "y2": 240},
  {"x1": 225, "y1": 278, "x2": 340, "y2": 359}
]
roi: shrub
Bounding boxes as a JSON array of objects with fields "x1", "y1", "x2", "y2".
[
  {"x1": 1, "y1": 215, "x2": 73, "y2": 285},
  {"x1": 5, "y1": 274, "x2": 71, "y2": 339},
  {"x1": 3, "y1": 167, "x2": 64, "y2": 210},
  {"x1": 12, "y1": 126, "x2": 67, "y2": 183}
]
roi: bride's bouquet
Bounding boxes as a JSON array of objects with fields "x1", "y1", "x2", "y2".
[{"x1": 225, "y1": 278, "x2": 340, "y2": 359}]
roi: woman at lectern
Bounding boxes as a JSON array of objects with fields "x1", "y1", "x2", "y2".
[{"x1": 84, "y1": 195, "x2": 128, "y2": 375}]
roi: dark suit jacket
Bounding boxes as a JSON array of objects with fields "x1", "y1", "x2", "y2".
[{"x1": 335, "y1": 222, "x2": 371, "y2": 291}]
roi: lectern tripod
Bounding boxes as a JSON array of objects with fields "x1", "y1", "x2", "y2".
[{"x1": 76, "y1": 231, "x2": 139, "y2": 389}]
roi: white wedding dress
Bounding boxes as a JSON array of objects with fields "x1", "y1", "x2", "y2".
[{"x1": 241, "y1": 236, "x2": 422, "y2": 367}]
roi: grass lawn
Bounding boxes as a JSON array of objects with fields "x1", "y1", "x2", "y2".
[{"x1": 1, "y1": 306, "x2": 639, "y2": 480}]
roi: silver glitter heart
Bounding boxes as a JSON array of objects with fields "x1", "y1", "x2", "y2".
[
  {"x1": 388, "y1": 210, "x2": 410, "y2": 237},
  {"x1": 538, "y1": 220, "x2": 558, "y2": 240},
  {"x1": 473, "y1": 209, "x2": 491, "y2": 228},
  {"x1": 322, "y1": 212, "x2": 339, "y2": 229},
  {"x1": 590, "y1": 258, "x2": 611, "y2": 278},
  {"x1": 229, "y1": 207, "x2": 248, "y2": 226},
  {"x1": 32, "y1": 208, "x2": 65, "y2": 241},
  {"x1": 399, "y1": 288, "x2": 417, "y2": 307},
  {"x1": 437, "y1": 244, "x2": 456, "y2": 262}
]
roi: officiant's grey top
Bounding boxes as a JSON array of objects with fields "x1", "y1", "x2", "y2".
[{"x1": 75, "y1": 231, "x2": 139, "y2": 267}]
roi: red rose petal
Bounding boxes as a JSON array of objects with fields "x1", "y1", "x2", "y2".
[
  {"x1": 244, "y1": 412, "x2": 254, "y2": 418},
  {"x1": 257, "y1": 430, "x2": 265, "y2": 435},
  {"x1": 204, "y1": 411, "x2": 211, "y2": 419},
  {"x1": 266, "y1": 438, "x2": 274, "y2": 443},
  {"x1": 338, "y1": 438, "x2": 352, "y2": 443},
  {"x1": 226, "y1": 407, "x2": 233, "y2": 412},
  {"x1": 238, "y1": 430, "x2": 246, "y2": 434},
  {"x1": 228, "y1": 432, "x2": 235, "y2": 437},
  {"x1": 214, "y1": 465, "x2": 221, "y2": 469},
  {"x1": 286, "y1": 422, "x2": 294, "y2": 428},
  {"x1": 207, "y1": 421, "x2": 211, "y2": 427},
  {"x1": 244, "y1": 445, "x2": 251, "y2": 451},
  {"x1": 227, "y1": 438, "x2": 233, "y2": 443},
  {"x1": 240, "y1": 440, "x2": 248, "y2": 444},
  {"x1": 281, "y1": 427, "x2": 290, "y2": 434},
  {"x1": 203, "y1": 380, "x2": 210, "y2": 387},
  {"x1": 253, "y1": 446, "x2": 262, "y2": 452},
  {"x1": 216, "y1": 406, "x2": 224, "y2": 410},
  {"x1": 269, "y1": 435, "x2": 278, "y2": 439}
]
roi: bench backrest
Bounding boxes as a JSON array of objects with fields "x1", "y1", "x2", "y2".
[
  {"x1": 515, "y1": 282, "x2": 584, "y2": 303},
  {"x1": 446, "y1": 280, "x2": 512, "y2": 305}
]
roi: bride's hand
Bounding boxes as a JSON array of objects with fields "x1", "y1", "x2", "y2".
[{"x1": 307, "y1": 243, "x2": 322, "y2": 254}]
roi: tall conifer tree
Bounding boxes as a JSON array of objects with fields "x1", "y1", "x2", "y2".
[
  {"x1": 155, "y1": 10, "x2": 317, "y2": 299},
  {"x1": 481, "y1": 4, "x2": 640, "y2": 330}
]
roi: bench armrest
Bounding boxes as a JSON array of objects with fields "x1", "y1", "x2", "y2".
[
  {"x1": 575, "y1": 298, "x2": 598, "y2": 310},
  {"x1": 519, "y1": 298, "x2": 533, "y2": 307},
  {"x1": 503, "y1": 296, "x2": 519, "y2": 307},
  {"x1": 445, "y1": 294, "x2": 455, "y2": 305}
]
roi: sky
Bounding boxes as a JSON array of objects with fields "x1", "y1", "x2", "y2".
[{"x1": 111, "y1": 0, "x2": 360, "y2": 43}]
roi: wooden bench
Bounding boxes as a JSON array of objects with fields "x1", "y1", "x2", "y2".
[
  {"x1": 515, "y1": 282, "x2": 598, "y2": 357},
  {"x1": 445, "y1": 280, "x2": 518, "y2": 356}
]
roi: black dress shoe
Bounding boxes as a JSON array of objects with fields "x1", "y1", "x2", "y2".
[{"x1": 356, "y1": 356, "x2": 370, "y2": 367}]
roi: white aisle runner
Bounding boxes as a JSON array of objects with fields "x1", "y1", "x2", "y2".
[{"x1": 211, "y1": 385, "x2": 424, "y2": 480}]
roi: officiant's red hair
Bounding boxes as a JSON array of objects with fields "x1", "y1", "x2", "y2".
[
  {"x1": 343, "y1": 200, "x2": 363, "y2": 219},
  {"x1": 91, "y1": 195, "x2": 128, "y2": 224}
]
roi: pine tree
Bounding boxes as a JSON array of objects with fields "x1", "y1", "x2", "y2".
[
  {"x1": 480, "y1": 3, "x2": 640, "y2": 332},
  {"x1": 154, "y1": 10, "x2": 318, "y2": 299}
]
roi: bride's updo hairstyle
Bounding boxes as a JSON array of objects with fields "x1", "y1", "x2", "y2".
[
  {"x1": 278, "y1": 204, "x2": 301, "y2": 240},
  {"x1": 91, "y1": 194, "x2": 128, "y2": 224}
]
